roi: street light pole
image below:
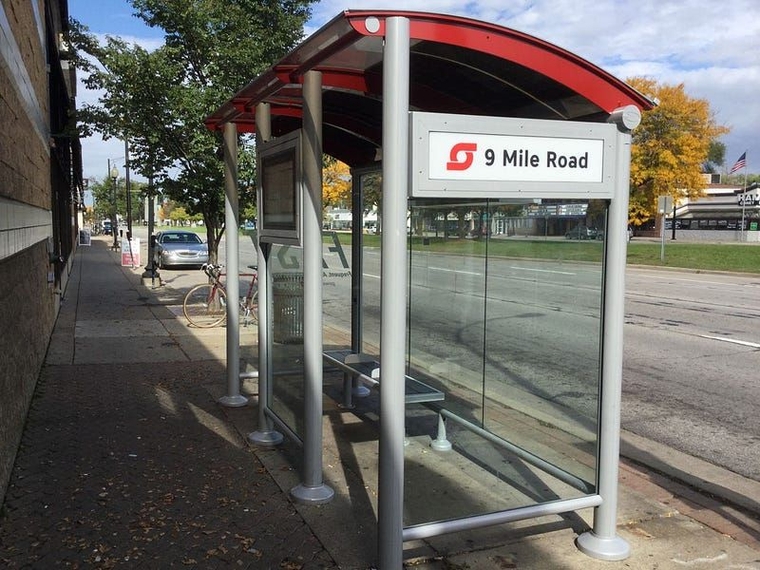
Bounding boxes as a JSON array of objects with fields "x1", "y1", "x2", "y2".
[
  {"x1": 108, "y1": 160, "x2": 119, "y2": 249},
  {"x1": 124, "y1": 140, "x2": 132, "y2": 239},
  {"x1": 142, "y1": 173, "x2": 160, "y2": 286}
]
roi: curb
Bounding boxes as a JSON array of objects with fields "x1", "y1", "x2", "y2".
[{"x1": 620, "y1": 429, "x2": 760, "y2": 517}]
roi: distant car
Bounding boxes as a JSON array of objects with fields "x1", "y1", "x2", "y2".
[
  {"x1": 102, "y1": 220, "x2": 113, "y2": 235},
  {"x1": 565, "y1": 225, "x2": 597, "y2": 240},
  {"x1": 153, "y1": 230, "x2": 209, "y2": 269}
]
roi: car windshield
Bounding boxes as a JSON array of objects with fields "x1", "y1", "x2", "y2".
[{"x1": 162, "y1": 233, "x2": 203, "y2": 244}]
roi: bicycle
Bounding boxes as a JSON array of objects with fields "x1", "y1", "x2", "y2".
[{"x1": 183, "y1": 263, "x2": 258, "y2": 328}]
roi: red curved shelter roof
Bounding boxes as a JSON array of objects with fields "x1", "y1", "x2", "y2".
[{"x1": 205, "y1": 10, "x2": 653, "y2": 167}]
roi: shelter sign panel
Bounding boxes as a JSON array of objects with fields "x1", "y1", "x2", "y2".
[
  {"x1": 410, "y1": 112, "x2": 618, "y2": 199},
  {"x1": 257, "y1": 130, "x2": 303, "y2": 246}
]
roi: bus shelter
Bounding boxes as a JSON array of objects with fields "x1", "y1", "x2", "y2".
[{"x1": 205, "y1": 11, "x2": 653, "y2": 568}]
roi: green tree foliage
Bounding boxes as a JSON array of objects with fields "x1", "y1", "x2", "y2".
[
  {"x1": 69, "y1": 0, "x2": 313, "y2": 261},
  {"x1": 169, "y1": 206, "x2": 189, "y2": 225},
  {"x1": 703, "y1": 140, "x2": 726, "y2": 174},
  {"x1": 90, "y1": 176, "x2": 146, "y2": 225},
  {"x1": 627, "y1": 78, "x2": 729, "y2": 227}
]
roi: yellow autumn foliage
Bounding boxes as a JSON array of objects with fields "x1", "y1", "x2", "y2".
[
  {"x1": 322, "y1": 158, "x2": 352, "y2": 208},
  {"x1": 627, "y1": 77, "x2": 729, "y2": 226}
]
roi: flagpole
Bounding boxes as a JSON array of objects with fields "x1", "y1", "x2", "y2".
[
  {"x1": 740, "y1": 168, "x2": 748, "y2": 242},
  {"x1": 732, "y1": 151, "x2": 748, "y2": 242}
]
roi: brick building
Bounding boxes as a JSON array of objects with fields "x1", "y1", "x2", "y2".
[{"x1": 0, "y1": 0, "x2": 81, "y2": 503}]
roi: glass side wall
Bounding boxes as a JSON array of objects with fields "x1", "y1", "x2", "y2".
[
  {"x1": 269, "y1": 233, "x2": 354, "y2": 438},
  {"x1": 269, "y1": 244, "x2": 305, "y2": 438},
  {"x1": 404, "y1": 198, "x2": 606, "y2": 526},
  {"x1": 360, "y1": 171, "x2": 383, "y2": 356}
]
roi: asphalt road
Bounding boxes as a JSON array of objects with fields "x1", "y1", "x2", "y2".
[
  {"x1": 623, "y1": 267, "x2": 760, "y2": 481},
  {"x1": 134, "y1": 226, "x2": 760, "y2": 482}
]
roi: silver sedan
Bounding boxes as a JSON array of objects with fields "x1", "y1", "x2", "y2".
[{"x1": 153, "y1": 230, "x2": 209, "y2": 269}]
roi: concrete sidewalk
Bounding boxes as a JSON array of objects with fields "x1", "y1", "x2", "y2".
[{"x1": 0, "y1": 237, "x2": 758, "y2": 569}]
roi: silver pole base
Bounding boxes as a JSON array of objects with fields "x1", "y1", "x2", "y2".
[
  {"x1": 576, "y1": 531, "x2": 630, "y2": 560},
  {"x1": 248, "y1": 430, "x2": 284, "y2": 447},
  {"x1": 218, "y1": 394, "x2": 248, "y2": 408},
  {"x1": 431, "y1": 413, "x2": 452, "y2": 451},
  {"x1": 291, "y1": 483, "x2": 334, "y2": 505}
]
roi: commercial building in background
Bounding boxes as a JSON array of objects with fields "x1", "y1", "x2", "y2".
[
  {"x1": 667, "y1": 181, "x2": 760, "y2": 242},
  {"x1": 0, "y1": 0, "x2": 82, "y2": 503},
  {"x1": 638, "y1": 174, "x2": 760, "y2": 242}
]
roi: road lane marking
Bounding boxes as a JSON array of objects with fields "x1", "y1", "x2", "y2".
[
  {"x1": 510, "y1": 266, "x2": 576, "y2": 276},
  {"x1": 699, "y1": 335, "x2": 760, "y2": 349},
  {"x1": 428, "y1": 266, "x2": 483, "y2": 276}
]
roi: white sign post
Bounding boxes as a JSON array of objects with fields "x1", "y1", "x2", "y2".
[{"x1": 658, "y1": 196, "x2": 673, "y2": 261}]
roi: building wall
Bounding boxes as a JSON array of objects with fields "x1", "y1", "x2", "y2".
[
  {"x1": 670, "y1": 230, "x2": 760, "y2": 243},
  {"x1": 0, "y1": 0, "x2": 77, "y2": 505}
]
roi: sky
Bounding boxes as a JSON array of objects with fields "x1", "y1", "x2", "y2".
[{"x1": 69, "y1": 0, "x2": 759, "y2": 185}]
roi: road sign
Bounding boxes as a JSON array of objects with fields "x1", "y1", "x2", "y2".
[
  {"x1": 121, "y1": 238, "x2": 140, "y2": 267},
  {"x1": 410, "y1": 112, "x2": 618, "y2": 199},
  {"x1": 658, "y1": 195, "x2": 673, "y2": 214}
]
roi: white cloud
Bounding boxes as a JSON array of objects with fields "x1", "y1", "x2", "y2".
[
  {"x1": 79, "y1": 0, "x2": 760, "y2": 178},
  {"x1": 305, "y1": 0, "x2": 759, "y2": 166}
]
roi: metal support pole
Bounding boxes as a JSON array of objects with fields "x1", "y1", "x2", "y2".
[
  {"x1": 248, "y1": 103, "x2": 283, "y2": 447},
  {"x1": 291, "y1": 70, "x2": 334, "y2": 505},
  {"x1": 218, "y1": 122, "x2": 248, "y2": 408},
  {"x1": 577, "y1": 105, "x2": 640, "y2": 561},
  {"x1": 141, "y1": 174, "x2": 160, "y2": 285},
  {"x1": 124, "y1": 140, "x2": 132, "y2": 240},
  {"x1": 740, "y1": 175, "x2": 748, "y2": 242},
  {"x1": 108, "y1": 159, "x2": 118, "y2": 250},
  {"x1": 378, "y1": 16, "x2": 410, "y2": 570}
]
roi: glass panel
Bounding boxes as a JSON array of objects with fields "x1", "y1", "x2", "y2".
[
  {"x1": 404, "y1": 198, "x2": 605, "y2": 527},
  {"x1": 360, "y1": 171, "x2": 382, "y2": 356},
  {"x1": 269, "y1": 244, "x2": 305, "y2": 438},
  {"x1": 322, "y1": 230, "x2": 353, "y2": 349}
]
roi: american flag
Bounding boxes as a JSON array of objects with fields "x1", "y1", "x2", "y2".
[{"x1": 729, "y1": 152, "x2": 747, "y2": 174}]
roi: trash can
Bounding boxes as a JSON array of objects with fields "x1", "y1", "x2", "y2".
[{"x1": 272, "y1": 272, "x2": 304, "y2": 343}]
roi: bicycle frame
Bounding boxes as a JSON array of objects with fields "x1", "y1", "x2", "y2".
[{"x1": 194, "y1": 263, "x2": 258, "y2": 326}]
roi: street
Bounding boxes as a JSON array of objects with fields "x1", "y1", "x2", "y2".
[
  {"x1": 623, "y1": 268, "x2": 760, "y2": 480},
  {"x1": 131, "y1": 226, "x2": 760, "y2": 483}
]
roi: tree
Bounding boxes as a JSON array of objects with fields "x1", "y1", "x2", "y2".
[
  {"x1": 627, "y1": 78, "x2": 729, "y2": 226},
  {"x1": 703, "y1": 140, "x2": 726, "y2": 174},
  {"x1": 89, "y1": 176, "x2": 146, "y2": 225},
  {"x1": 69, "y1": 0, "x2": 313, "y2": 262},
  {"x1": 169, "y1": 206, "x2": 189, "y2": 226},
  {"x1": 322, "y1": 158, "x2": 352, "y2": 208}
]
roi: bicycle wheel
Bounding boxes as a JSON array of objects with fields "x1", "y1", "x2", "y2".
[
  {"x1": 183, "y1": 283, "x2": 227, "y2": 328},
  {"x1": 242, "y1": 289, "x2": 258, "y2": 324}
]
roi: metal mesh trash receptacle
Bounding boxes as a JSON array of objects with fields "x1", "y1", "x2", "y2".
[{"x1": 272, "y1": 272, "x2": 304, "y2": 343}]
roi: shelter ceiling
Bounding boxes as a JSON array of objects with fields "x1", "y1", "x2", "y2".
[{"x1": 205, "y1": 11, "x2": 653, "y2": 167}]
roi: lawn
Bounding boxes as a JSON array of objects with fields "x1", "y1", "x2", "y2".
[
  {"x1": 332, "y1": 233, "x2": 760, "y2": 275},
  {"x1": 625, "y1": 241, "x2": 760, "y2": 273}
]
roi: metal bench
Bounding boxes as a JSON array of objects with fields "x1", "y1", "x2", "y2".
[{"x1": 323, "y1": 349, "x2": 444, "y2": 404}]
